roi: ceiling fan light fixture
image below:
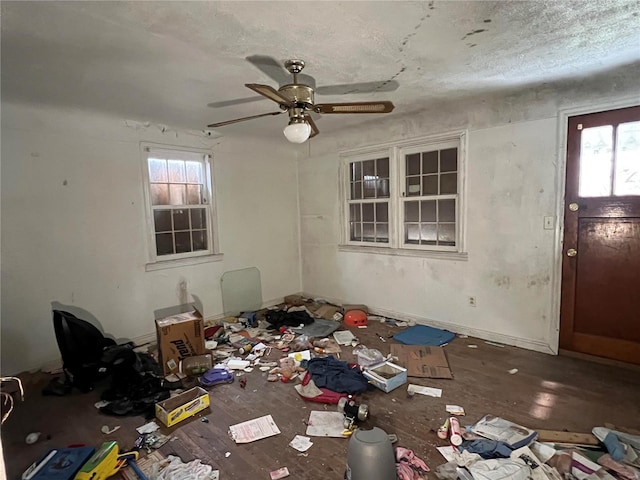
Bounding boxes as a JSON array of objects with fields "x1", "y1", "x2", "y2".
[{"x1": 283, "y1": 119, "x2": 312, "y2": 143}]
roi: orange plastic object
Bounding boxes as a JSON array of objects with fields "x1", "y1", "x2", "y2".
[{"x1": 344, "y1": 309, "x2": 368, "y2": 327}]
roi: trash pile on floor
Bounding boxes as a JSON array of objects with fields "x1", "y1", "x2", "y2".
[{"x1": 17, "y1": 296, "x2": 640, "y2": 480}]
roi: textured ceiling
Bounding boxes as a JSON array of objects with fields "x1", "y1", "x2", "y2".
[{"x1": 2, "y1": 1, "x2": 639, "y2": 138}]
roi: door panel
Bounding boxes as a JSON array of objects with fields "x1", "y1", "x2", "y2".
[{"x1": 560, "y1": 105, "x2": 640, "y2": 365}]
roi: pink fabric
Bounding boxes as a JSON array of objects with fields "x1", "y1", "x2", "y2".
[{"x1": 396, "y1": 447, "x2": 430, "y2": 480}]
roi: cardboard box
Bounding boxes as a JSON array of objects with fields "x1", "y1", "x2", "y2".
[
  {"x1": 390, "y1": 344, "x2": 453, "y2": 379},
  {"x1": 156, "y1": 308, "x2": 206, "y2": 375},
  {"x1": 363, "y1": 361, "x2": 407, "y2": 393},
  {"x1": 155, "y1": 386, "x2": 210, "y2": 427}
]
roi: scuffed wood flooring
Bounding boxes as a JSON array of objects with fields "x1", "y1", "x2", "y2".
[{"x1": 3, "y1": 325, "x2": 640, "y2": 479}]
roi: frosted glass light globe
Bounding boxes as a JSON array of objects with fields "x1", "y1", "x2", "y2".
[{"x1": 283, "y1": 122, "x2": 312, "y2": 143}]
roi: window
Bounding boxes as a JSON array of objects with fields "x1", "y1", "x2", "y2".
[
  {"x1": 341, "y1": 133, "x2": 466, "y2": 255},
  {"x1": 142, "y1": 146, "x2": 219, "y2": 265}
]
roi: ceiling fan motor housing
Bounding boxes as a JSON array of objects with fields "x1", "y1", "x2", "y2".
[{"x1": 279, "y1": 84, "x2": 314, "y2": 109}]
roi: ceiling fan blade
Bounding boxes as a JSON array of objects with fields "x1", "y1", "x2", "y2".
[
  {"x1": 207, "y1": 96, "x2": 263, "y2": 108},
  {"x1": 316, "y1": 80, "x2": 399, "y2": 95},
  {"x1": 245, "y1": 83, "x2": 294, "y2": 107},
  {"x1": 207, "y1": 111, "x2": 283, "y2": 128},
  {"x1": 314, "y1": 101, "x2": 395, "y2": 114},
  {"x1": 246, "y1": 55, "x2": 290, "y2": 85},
  {"x1": 304, "y1": 114, "x2": 320, "y2": 139}
]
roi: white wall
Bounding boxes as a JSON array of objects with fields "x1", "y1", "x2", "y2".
[
  {"x1": 1, "y1": 102, "x2": 301, "y2": 375},
  {"x1": 297, "y1": 75, "x2": 640, "y2": 354}
]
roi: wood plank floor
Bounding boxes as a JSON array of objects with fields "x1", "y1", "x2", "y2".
[{"x1": 3, "y1": 326, "x2": 640, "y2": 479}]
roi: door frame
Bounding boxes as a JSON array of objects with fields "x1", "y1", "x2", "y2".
[{"x1": 550, "y1": 95, "x2": 640, "y2": 354}]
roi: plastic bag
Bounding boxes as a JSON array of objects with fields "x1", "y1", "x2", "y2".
[{"x1": 150, "y1": 455, "x2": 217, "y2": 480}]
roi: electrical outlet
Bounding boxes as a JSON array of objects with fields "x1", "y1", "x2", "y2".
[{"x1": 468, "y1": 296, "x2": 476, "y2": 307}]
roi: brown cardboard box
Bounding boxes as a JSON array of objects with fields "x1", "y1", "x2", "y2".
[
  {"x1": 390, "y1": 344, "x2": 453, "y2": 379},
  {"x1": 156, "y1": 308, "x2": 206, "y2": 375}
]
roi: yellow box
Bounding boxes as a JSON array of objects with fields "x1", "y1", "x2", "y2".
[{"x1": 155, "y1": 387, "x2": 210, "y2": 427}]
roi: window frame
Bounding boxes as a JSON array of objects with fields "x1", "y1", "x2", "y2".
[
  {"x1": 141, "y1": 143, "x2": 221, "y2": 268},
  {"x1": 339, "y1": 131, "x2": 467, "y2": 257}
]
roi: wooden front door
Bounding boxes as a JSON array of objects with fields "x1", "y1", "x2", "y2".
[{"x1": 560, "y1": 105, "x2": 640, "y2": 365}]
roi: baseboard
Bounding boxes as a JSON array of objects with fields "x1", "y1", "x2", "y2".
[{"x1": 303, "y1": 291, "x2": 556, "y2": 355}]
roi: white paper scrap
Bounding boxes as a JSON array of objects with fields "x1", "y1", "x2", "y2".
[
  {"x1": 306, "y1": 411, "x2": 349, "y2": 438},
  {"x1": 508, "y1": 368, "x2": 519, "y2": 374},
  {"x1": 446, "y1": 405, "x2": 465, "y2": 416},
  {"x1": 270, "y1": 467, "x2": 290, "y2": 479},
  {"x1": 289, "y1": 435, "x2": 314, "y2": 452},
  {"x1": 227, "y1": 359, "x2": 250, "y2": 370},
  {"x1": 407, "y1": 384, "x2": 442, "y2": 397},
  {"x1": 228, "y1": 415, "x2": 281, "y2": 444},
  {"x1": 437, "y1": 445, "x2": 456, "y2": 462},
  {"x1": 333, "y1": 330, "x2": 356, "y2": 346},
  {"x1": 136, "y1": 421, "x2": 160, "y2": 434}
]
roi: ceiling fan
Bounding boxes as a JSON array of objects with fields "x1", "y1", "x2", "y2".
[{"x1": 207, "y1": 58, "x2": 395, "y2": 144}]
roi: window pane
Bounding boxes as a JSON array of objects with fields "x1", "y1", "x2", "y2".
[
  {"x1": 149, "y1": 158, "x2": 168, "y2": 182},
  {"x1": 438, "y1": 224, "x2": 456, "y2": 246},
  {"x1": 363, "y1": 223, "x2": 375, "y2": 241},
  {"x1": 173, "y1": 209, "x2": 190, "y2": 230},
  {"x1": 439, "y1": 199, "x2": 456, "y2": 222},
  {"x1": 376, "y1": 202, "x2": 388, "y2": 222},
  {"x1": 376, "y1": 178, "x2": 390, "y2": 198},
  {"x1": 350, "y1": 162, "x2": 362, "y2": 181},
  {"x1": 175, "y1": 231, "x2": 192, "y2": 253},
  {"x1": 186, "y1": 185, "x2": 203, "y2": 205},
  {"x1": 420, "y1": 224, "x2": 437, "y2": 244},
  {"x1": 440, "y1": 148, "x2": 458, "y2": 172},
  {"x1": 422, "y1": 151, "x2": 438, "y2": 174},
  {"x1": 350, "y1": 204, "x2": 361, "y2": 222},
  {"x1": 168, "y1": 160, "x2": 186, "y2": 183},
  {"x1": 352, "y1": 181, "x2": 362, "y2": 199},
  {"x1": 405, "y1": 201, "x2": 419, "y2": 222},
  {"x1": 363, "y1": 179, "x2": 376, "y2": 198},
  {"x1": 154, "y1": 210, "x2": 172, "y2": 233},
  {"x1": 614, "y1": 121, "x2": 640, "y2": 196},
  {"x1": 362, "y1": 203, "x2": 374, "y2": 222},
  {"x1": 363, "y1": 160, "x2": 375, "y2": 177},
  {"x1": 193, "y1": 230, "x2": 207, "y2": 251},
  {"x1": 377, "y1": 158, "x2": 389, "y2": 178},
  {"x1": 351, "y1": 222, "x2": 362, "y2": 241},
  {"x1": 191, "y1": 208, "x2": 207, "y2": 229},
  {"x1": 421, "y1": 200, "x2": 436, "y2": 222},
  {"x1": 407, "y1": 176, "x2": 421, "y2": 196},
  {"x1": 440, "y1": 173, "x2": 457, "y2": 194},
  {"x1": 150, "y1": 184, "x2": 169, "y2": 205},
  {"x1": 376, "y1": 223, "x2": 389, "y2": 243},
  {"x1": 405, "y1": 224, "x2": 420, "y2": 244},
  {"x1": 407, "y1": 153, "x2": 420, "y2": 176},
  {"x1": 169, "y1": 184, "x2": 186, "y2": 205},
  {"x1": 185, "y1": 161, "x2": 202, "y2": 184},
  {"x1": 579, "y1": 125, "x2": 613, "y2": 197},
  {"x1": 422, "y1": 175, "x2": 438, "y2": 195},
  {"x1": 156, "y1": 233, "x2": 174, "y2": 256}
]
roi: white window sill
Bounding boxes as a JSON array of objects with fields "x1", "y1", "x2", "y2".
[
  {"x1": 338, "y1": 245, "x2": 468, "y2": 261},
  {"x1": 145, "y1": 253, "x2": 224, "y2": 271}
]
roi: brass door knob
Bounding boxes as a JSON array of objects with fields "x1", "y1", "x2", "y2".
[
  {"x1": 569, "y1": 203, "x2": 579, "y2": 212},
  {"x1": 567, "y1": 248, "x2": 577, "y2": 257}
]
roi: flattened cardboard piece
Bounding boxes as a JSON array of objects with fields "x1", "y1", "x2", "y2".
[{"x1": 390, "y1": 344, "x2": 453, "y2": 379}]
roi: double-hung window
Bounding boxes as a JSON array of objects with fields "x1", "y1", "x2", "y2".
[
  {"x1": 142, "y1": 146, "x2": 219, "y2": 266},
  {"x1": 341, "y1": 132, "x2": 466, "y2": 256}
]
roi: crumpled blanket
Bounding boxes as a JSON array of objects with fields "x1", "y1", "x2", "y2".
[{"x1": 396, "y1": 447, "x2": 430, "y2": 480}]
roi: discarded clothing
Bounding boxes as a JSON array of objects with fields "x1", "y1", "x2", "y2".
[
  {"x1": 295, "y1": 372, "x2": 348, "y2": 404},
  {"x1": 459, "y1": 439, "x2": 514, "y2": 459},
  {"x1": 151, "y1": 455, "x2": 217, "y2": 480},
  {"x1": 468, "y1": 458, "x2": 531, "y2": 480},
  {"x1": 305, "y1": 356, "x2": 370, "y2": 394},
  {"x1": 396, "y1": 447, "x2": 430, "y2": 480},
  {"x1": 265, "y1": 309, "x2": 315, "y2": 330}
]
